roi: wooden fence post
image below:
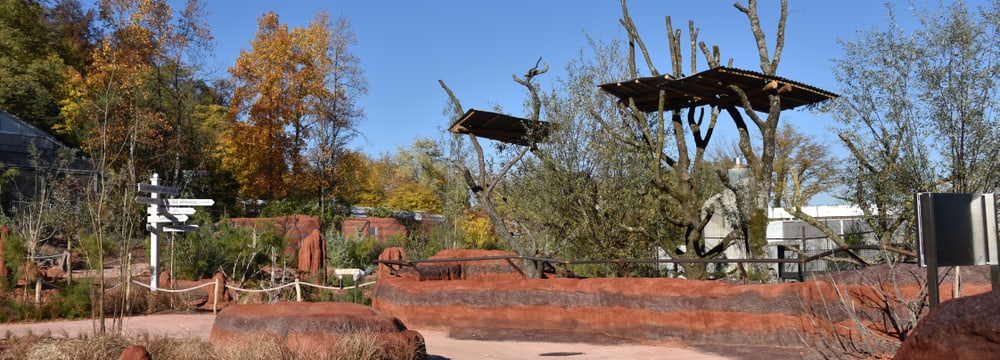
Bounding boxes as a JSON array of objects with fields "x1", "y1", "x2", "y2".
[
  {"x1": 295, "y1": 278, "x2": 302, "y2": 302},
  {"x1": 213, "y1": 277, "x2": 219, "y2": 314}
]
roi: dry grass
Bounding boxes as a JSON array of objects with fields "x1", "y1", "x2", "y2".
[
  {"x1": 797, "y1": 263, "x2": 934, "y2": 359},
  {"x1": 0, "y1": 331, "x2": 424, "y2": 360}
]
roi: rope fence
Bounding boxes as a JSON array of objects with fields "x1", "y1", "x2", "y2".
[{"x1": 117, "y1": 277, "x2": 377, "y2": 313}]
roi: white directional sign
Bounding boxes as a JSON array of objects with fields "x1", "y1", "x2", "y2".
[
  {"x1": 137, "y1": 173, "x2": 212, "y2": 293},
  {"x1": 135, "y1": 196, "x2": 163, "y2": 206},
  {"x1": 161, "y1": 224, "x2": 200, "y2": 232},
  {"x1": 138, "y1": 183, "x2": 179, "y2": 196},
  {"x1": 136, "y1": 197, "x2": 214, "y2": 207},
  {"x1": 147, "y1": 215, "x2": 189, "y2": 223},
  {"x1": 147, "y1": 206, "x2": 196, "y2": 215},
  {"x1": 163, "y1": 198, "x2": 214, "y2": 206}
]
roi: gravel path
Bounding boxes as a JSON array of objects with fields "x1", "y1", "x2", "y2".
[{"x1": 0, "y1": 313, "x2": 732, "y2": 359}]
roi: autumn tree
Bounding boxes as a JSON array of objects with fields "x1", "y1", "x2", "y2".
[
  {"x1": 309, "y1": 16, "x2": 366, "y2": 221},
  {"x1": 57, "y1": 0, "x2": 214, "y2": 333},
  {"x1": 226, "y1": 11, "x2": 364, "y2": 202}
]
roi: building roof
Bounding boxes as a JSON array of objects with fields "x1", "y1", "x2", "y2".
[
  {"x1": 448, "y1": 109, "x2": 550, "y2": 146},
  {"x1": 597, "y1": 66, "x2": 838, "y2": 113},
  {"x1": 0, "y1": 109, "x2": 90, "y2": 171}
]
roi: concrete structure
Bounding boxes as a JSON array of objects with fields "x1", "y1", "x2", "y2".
[{"x1": 697, "y1": 189, "x2": 875, "y2": 278}]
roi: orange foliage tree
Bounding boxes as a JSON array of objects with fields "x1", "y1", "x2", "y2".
[{"x1": 224, "y1": 11, "x2": 365, "y2": 201}]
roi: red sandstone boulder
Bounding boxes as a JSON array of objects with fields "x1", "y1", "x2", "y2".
[
  {"x1": 211, "y1": 302, "x2": 425, "y2": 359},
  {"x1": 119, "y1": 345, "x2": 151, "y2": 360},
  {"x1": 378, "y1": 247, "x2": 406, "y2": 279},
  {"x1": 200, "y1": 272, "x2": 232, "y2": 311},
  {"x1": 0, "y1": 226, "x2": 8, "y2": 280},
  {"x1": 297, "y1": 229, "x2": 325, "y2": 278},
  {"x1": 894, "y1": 290, "x2": 1000, "y2": 359},
  {"x1": 157, "y1": 270, "x2": 170, "y2": 289}
]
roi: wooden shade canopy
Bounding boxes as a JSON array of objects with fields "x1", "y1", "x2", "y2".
[
  {"x1": 448, "y1": 109, "x2": 550, "y2": 146},
  {"x1": 598, "y1": 66, "x2": 838, "y2": 113}
]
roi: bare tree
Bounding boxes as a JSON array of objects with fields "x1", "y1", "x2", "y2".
[
  {"x1": 591, "y1": 1, "x2": 794, "y2": 278},
  {"x1": 439, "y1": 60, "x2": 549, "y2": 278}
]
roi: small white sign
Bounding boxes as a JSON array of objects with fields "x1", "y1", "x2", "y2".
[
  {"x1": 135, "y1": 197, "x2": 214, "y2": 207},
  {"x1": 147, "y1": 215, "x2": 189, "y2": 223},
  {"x1": 138, "y1": 183, "x2": 179, "y2": 196},
  {"x1": 147, "y1": 207, "x2": 196, "y2": 215},
  {"x1": 164, "y1": 198, "x2": 214, "y2": 206},
  {"x1": 161, "y1": 224, "x2": 200, "y2": 232}
]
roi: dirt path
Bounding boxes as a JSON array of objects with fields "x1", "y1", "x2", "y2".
[{"x1": 0, "y1": 313, "x2": 732, "y2": 359}]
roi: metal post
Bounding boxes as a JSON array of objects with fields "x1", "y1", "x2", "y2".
[
  {"x1": 992, "y1": 265, "x2": 1000, "y2": 290},
  {"x1": 149, "y1": 173, "x2": 159, "y2": 292}
]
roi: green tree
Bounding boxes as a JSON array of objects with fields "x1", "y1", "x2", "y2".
[
  {"x1": 771, "y1": 123, "x2": 836, "y2": 209},
  {"x1": 505, "y1": 38, "x2": 668, "y2": 277},
  {"x1": 439, "y1": 59, "x2": 550, "y2": 278},
  {"x1": 0, "y1": 0, "x2": 74, "y2": 138},
  {"x1": 824, "y1": 1, "x2": 1000, "y2": 252}
]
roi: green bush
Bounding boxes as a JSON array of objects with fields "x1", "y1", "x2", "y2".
[{"x1": 51, "y1": 280, "x2": 92, "y2": 319}]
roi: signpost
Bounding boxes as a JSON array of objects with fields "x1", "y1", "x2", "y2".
[
  {"x1": 148, "y1": 207, "x2": 196, "y2": 215},
  {"x1": 136, "y1": 174, "x2": 213, "y2": 292},
  {"x1": 147, "y1": 214, "x2": 189, "y2": 223}
]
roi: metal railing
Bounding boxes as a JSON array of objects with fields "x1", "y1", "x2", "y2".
[{"x1": 376, "y1": 244, "x2": 916, "y2": 282}]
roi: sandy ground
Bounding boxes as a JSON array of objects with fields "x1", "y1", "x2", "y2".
[{"x1": 0, "y1": 313, "x2": 733, "y2": 359}]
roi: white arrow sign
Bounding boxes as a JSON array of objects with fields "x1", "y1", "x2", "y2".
[
  {"x1": 147, "y1": 207, "x2": 196, "y2": 215},
  {"x1": 163, "y1": 198, "x2": 214, "y2": 206},
  {"x1": 136, "y1": 197, "x2": 214, "y2": 207},
  {"x1": 147, "y1": 215, "x2": 189, "y2": 223},
  {"x1": 162, "y1": 224, "x2": 200, "y2": 232},
  {"x1": 138, "y1": 183, "x2": 179, "y2": 196}
]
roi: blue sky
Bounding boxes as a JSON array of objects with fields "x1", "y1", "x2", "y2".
[{"x1": 189, "y1": 1, "x2": 961, "y2": 158}]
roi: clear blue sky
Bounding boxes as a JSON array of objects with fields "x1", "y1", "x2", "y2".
[{"x1": 189, "y1": 1, "x2": 960, "y2": 157}]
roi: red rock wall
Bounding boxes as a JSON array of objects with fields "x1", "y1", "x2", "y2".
[
  {"x1": 372, "y1": 266, "x2": 994, "y2": 348},
  {"x1": 374, "y1": 277, "x2": 817, "y2": 346}
]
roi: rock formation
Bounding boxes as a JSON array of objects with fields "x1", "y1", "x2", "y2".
[
  {"x1": 211, "y1": 302, "x2": 425, "y2": 359},
  {"x1": 373, "y1": 253, "x2": 994, "y2": 353},
  {"x1": 377, "y1": 247, "x2": 406, "y2": 279},
  {"x1": 297, "y1": 229, "x2": 324, "y2": 278},
  {"x1": 119, "y1": 345, "x2": 151, "y2": 360},
  {"x1": 0, "y1": 226, "x2": 8, "y2": 280},
  {"x1": 200, "y1": 272, "x2": 231, "y2": 311},
  {"x1": 894, "y1": 289, "x2": 1000, "y2": 359},
  {"x1": 157, "y1": 270, "x2": 170, "y2": 289}
]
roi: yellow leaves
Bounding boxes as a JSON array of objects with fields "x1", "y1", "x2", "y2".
[
  {"x1": 225, "y1": 10, "x2": 365, "y2": 201},
  {"x1": 458, "y1": 212, "x2": 500, "y2": 249},
  {"x1": 386, "y1": 182, "x2": 442, "y2": 213}
]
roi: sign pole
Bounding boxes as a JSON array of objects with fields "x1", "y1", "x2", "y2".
[
  {"x1": 149, "y1": 173, "x2": 160, "y2": 292},
  {"x1": 136, "y1": 174, "x2": 211, "y2": 292}
]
